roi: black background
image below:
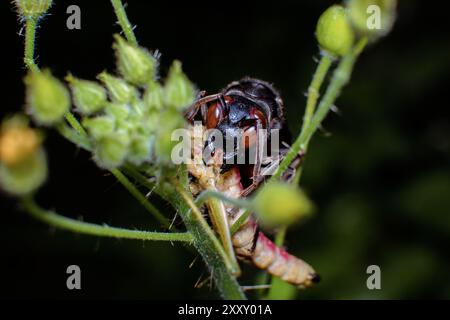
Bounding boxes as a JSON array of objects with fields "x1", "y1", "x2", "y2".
[{"x1": 0, "y1": 0, "x2": 449, "y2": 299}]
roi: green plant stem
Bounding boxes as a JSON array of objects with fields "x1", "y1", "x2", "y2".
[
  {"x1": 265, "y1": 38, "x2": 368, "y2": 300},
  {"x1": 170, "y1": 180, "x2": 246, "y2": 300},
  {"x1": 110, "y1": 0, "x2": 138, "y2": 45},
  {"x1": 21, "y1": 196, "x2": 193, "y2": 242},
  {"x1": 56, "y1": 122, "x2": 92, "y2": 151},
  {"x1": 230, "y1": 209, "x2": 251, "y2": 235},
  {"x1": 292, "y1": 53, "x2": 333, "y2": 184},
  {"x1": 194, "y1": 190, "x2": 254, "y2": 234},
  {"x1": 195, "y1": 190, "x2": 253, "y2": 210},
  {"x1": 24, "y1": 18, "x2": 39, "y2": 72},
  {"x1": 65, "y1": 112, "x2": 87, "y2": 137},
  {"x1": 270, "y1": 38, "x2": 368, "y2": 183},
  {"x1": 301, "y1": 53, "x2": 333, "y2": 134},
  {"x1": 204, "y1": 195, "x2": 241, "y2": 276},
  {"x1": 110, "y1": 168, "x2": 171, "y2": 228}
]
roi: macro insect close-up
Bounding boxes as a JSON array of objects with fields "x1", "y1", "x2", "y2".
[{"x1": 1, "y1": 0, "x2": 449, "y2": 303}]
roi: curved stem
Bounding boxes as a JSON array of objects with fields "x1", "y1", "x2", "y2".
[
  {"x1": 110, "y1": 0, "x2": 138, "y2": 45},
  {"x1": 21, "y1": 196, "x2": 193, "y2": 242},
  {"x1": 24, "y1": 17, "x2": 39, "y2": 72},
  {"x1": 111, "y1": 169, "x2": 171, "y2": 228},
  {"x1": 195, "y1": 190, "x2": 254, "y2": 211}
]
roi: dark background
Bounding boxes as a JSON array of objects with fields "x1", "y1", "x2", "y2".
[{"x1": 0, "y1": 0, "x2": 449, "y2": 299}]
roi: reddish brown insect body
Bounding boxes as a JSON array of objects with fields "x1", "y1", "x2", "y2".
[{"x1": 185, "y1": 78, "x2": 319, "y2": 287}]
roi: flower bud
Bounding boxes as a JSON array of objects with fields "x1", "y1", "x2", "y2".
[
  {"x1": 164, "y1": 60, "x2": 196, "y2": 111},
  {"x1": 154, "y1": 109, "x2": 185, "y2": 165},
  {"x1": 93, "y1": 132, "x2": 130, "y2": 169},
  {"x1": 0, "y1": 149, "x2": 47, "y2": 196},
  {"x1": 25, "y1": 70, "x2": 70, "y2": 125},
  {"x1": 143, "y1": 81, "x2": 164, "y2": 111},
  {"x1": 346, "y1": 0, "x2": 397, "y2": 39},
  {"x1": 105, "y1": 103, "x2": 130, "y2": 122},
  {"x1": 113, "y1": 35, "x2": 157, "y2": 86},
  {"x1": 316, "y1": 5, "x2": 354, "y2": 57},
  {"x1": 14, "y1": 0, "x2": 52, "y2": 18},
  {"x1": 97, "y1": 72, "x2": 137, "y2": 104},
  {"x1": 128, "y1": 134, "x2": 153, "y2": 165},
  {"x1": 0, "y1": 116, "x2": 47, "y2": 195},
  {"x1": 0, "y1": 116, "x2": 40, "y2": 166},
  {"x1": 66, "y1": 74, "x2": 107, "y2": 115},
  {"x1": 254, "y1": 182, "x2": 313, "y2": 228},
  {"x1": 82, "y1": 116, "x2": 115, "y2": 140}
]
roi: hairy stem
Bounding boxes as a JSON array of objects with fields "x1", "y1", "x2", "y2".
[
  {"x1": 270, "y1": 38, "x2": 368, "y2": 183},
  {"x1": 111, "y1": 169, "x2": 171, "y2": 228},
  {"x1": 24, "y1": 18, "x2": 39, "y2": 72},
  {"x1": 110, "y1": 0, "x2": 138, "y2": 45},
  {"x1": 171, "y1": 179, "x2": 246, "y2": 300},
  {"x1": 22, "y1": 196, "x2": 193, "y2": 242},
  {"x1": 301, "y1": 53, "x2": 333, "y2": 134},
  {"x1": 266, "y1": 38, "x2": 368, "y2": 299}
]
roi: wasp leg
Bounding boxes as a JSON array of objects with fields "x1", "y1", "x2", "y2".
[
  {"x1": 241, "y1": 121, "x2": 266, "y2": 197},
  {"x1": 184, "y1": 92, "x2": 221, "y2": 122},
  {"x1": 281, "y1": 149, "x2": 306, "y2": 183}
]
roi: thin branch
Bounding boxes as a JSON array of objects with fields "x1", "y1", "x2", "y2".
[
  {"x1": 270, "y1": 38, "x2": 368, "y2": 183},
  {"x1": 21, "y1": 196, "x2": 193, "y2": 242},
  {"x1": 230, "y1": 209, "x2": 252, "y2": 235},
  {"x1": 110, "y1": 169, "x2": 171, "y2": 228},
  {"x1": 110, "y1": 0, "x2": 138, "y2": 45},
  {"x1": 24, "y1": 18, "x2": 39, "y2": 72}
]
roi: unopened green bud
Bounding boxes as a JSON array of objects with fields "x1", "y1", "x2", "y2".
[
  {"x1": 25, "y1": 69, "x2": 70, "y2": 126},
  {"x1": 143, "y1": 81, "x2": 164, "y2": 111},
  {"x1": 82, "y1": 116, "x2": 115, "y2": 140},
  {"x1": 105, "y1": 103, "x2": 130, "y2": 122},
  {"x1": 0, "y1": 116, "x2": 47, "y2": 195},
  {"x1": 164, "y1": 60, "x2": 196, "y2": 111},
  {"x1": 0, "y1": 148, "x2": 47, "y2": 196},
  {"x1": 66, "y1": 74, "x2": 107, "y2": 115},
  {"x1": 97, "y1": 72, "x2": 137, "y2": 104},
  {"x1": 347, "y1": 0, "x2": 397, "y2": 39},
  {"x1": 113, "y1": 35, "x2": 157, "y2": 86},
  {"x1": 128, "y1": 135, "x2": 153, "y2": 165},
  {"x1": 154, "y1": 110, "x2": 185, "y2": 165},
  {"x1": 316, "y1": 5, "x2": 354, "y2": 57},
  {"x1": 254, "y1": 182, "x2": 313, "y2": 228},
  {"x1": 14, "y1": 0, "x2": 52, "y2": 18},
  {"x1": 94, "y1": 132, "x2": 130, "y2": 169}
]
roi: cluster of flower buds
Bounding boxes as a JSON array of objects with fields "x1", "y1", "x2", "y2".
[
  {"x1": 0, "y1": 115, "x2": 47, "y2": 195},
  {"x1": 315, "y1": 0, "x2": 397, "y2": 57},
  {"x1": 24, "y1": 35, "x2": 195, "y2": 170}
]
